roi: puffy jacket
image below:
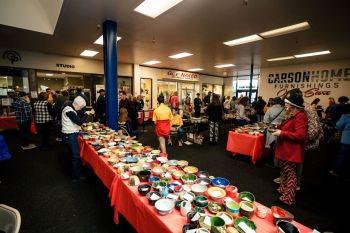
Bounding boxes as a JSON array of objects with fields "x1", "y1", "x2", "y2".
[{"x1": 275, "y1": 110, "x2": 308, "y2": 163}]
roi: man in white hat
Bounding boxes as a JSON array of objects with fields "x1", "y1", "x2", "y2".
[{"x1": 61, "y1": 96, "x2": 91, "y2": 181}]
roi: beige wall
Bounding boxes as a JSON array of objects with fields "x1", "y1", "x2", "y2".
[
  {"x1": 0, "y1": 48, "x2": 133, "y2": 76},
  {"x1": 259, "y1": 59, "x2": 350, "y2": 107}
]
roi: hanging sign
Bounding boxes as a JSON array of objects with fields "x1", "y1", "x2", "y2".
[{"x1": 161, "y1": 70, "x2": 199, "y2": 82}]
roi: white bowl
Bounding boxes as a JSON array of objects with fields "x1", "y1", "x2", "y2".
[
  {"x1": 191, "y1": 184, "x2": 208, "y2": 196},
  {"x1": 155, "y1": 198, "x2": 175, "y2": 215}
]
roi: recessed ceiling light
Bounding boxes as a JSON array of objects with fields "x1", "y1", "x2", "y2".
[
  {"x1": 80, "y1": 50, "x2": 99, "y2": 57},
  {"x1": 187, "y1": 68, "x2": 203, "y2": 72},
  {"x1": 266, "y1": 56, "x2": 295, "y2": 62},
  {"x1": 259, "y1": 22, "x2": 310, "y2": 38},
  {"x1": 294, "y1": 50, "x2": 331, "y2": 58},
  {"x1": 143, "y1": 60, "x2": 161, "y2": 65},
  {"x1": 169, "y1": 52, "x2": 193, "y2": 59},
  {"x1": 223, "y1": 34, "x2": 262, "y2": 46},
  {"x1": 94, "y1": 35, "x2": 122, "y2": 45},
  {"x1": 134, "y1": 0, "x2": 183, "y2": 18},
  {"x1": 45, "y1": 73, "x2": 54, "y2": 76},
  {"x1": 214, "y1": 64, "x2": 235, "y2": 68}
]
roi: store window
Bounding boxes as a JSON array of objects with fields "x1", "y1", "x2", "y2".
[
  {"x1": 157, "y1": 81, "x2": 177, "y2": 104},
  {"x1": 233, "y1": 75, "x2": 259, "y2": 102},
  {"x1": 202, "y1": 84, "x2": 223, "y2": 98},
  {"x1": 179, "y1": 83, "x2": 195, "y2": 103},
  {"x1": 140, "y1": 78, "x2": 152, "y2": 109},
  {"x1": 0, "y1": 67, "x2": 29, "y2": 115}
]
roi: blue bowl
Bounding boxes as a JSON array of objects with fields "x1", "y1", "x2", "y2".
[
  {"x1": 212, "y1": 177, "x2": 230, "y2": 188},
  {"x1": 126, "y1": 157, "x2": 138, "y2": 163},
  {"x1": 148, "y1": 176, "x2": 160, "y2": 183},
  {"x1": 167, "y1": 183, "x2": 180, "y2": 193}
]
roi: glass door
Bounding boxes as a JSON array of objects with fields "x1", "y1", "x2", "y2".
[{"x1": 179, "y1": 82, "x2": 195, "y2": 104}]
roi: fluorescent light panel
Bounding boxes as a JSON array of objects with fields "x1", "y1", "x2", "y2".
[
  {"x1": 266, "y1": 56, "x2": 295, "y2": 62},
  {"x1": 134, "y1": 0, "x2": 183, "y2": 18},
  {"x1": 214, "y1": 64, "x2": 235, "y2": 68},
  {"x1": 80, "y1": 50, "x2": 99, "y2": 57},
  {"x1": 187, "y1": 68, "x2": 203, "y2": 72},
  {"x1": 45, "y1": 73, "x2": 54, "y2": 76},
  {"x1": 169, "y1": 52, "x2": 193, "y2": 59},
  {"x1": 259, "y1": 21, "x2": 310, "y2": 38},
  {"x1": 223, "y1": 34, "x2": 262, "y2": 46},
  {"x1": 94, "y1": 35, "x2": 122, "y2": 45},
  {"x1": 143, "y1": 60, "x2": 161, "y2": 65},
  {"x1": 294, "y1": 50, "x2": 331, "y2": 58}
]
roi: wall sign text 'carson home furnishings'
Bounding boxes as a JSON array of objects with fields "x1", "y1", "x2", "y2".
[{"x1": 266, "y1": 67, "x2": 350, "y2": 98}]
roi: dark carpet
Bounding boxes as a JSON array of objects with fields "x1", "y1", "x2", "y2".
[{"x1": 0, "y1": 125, "x2": 345, "y2": 233}]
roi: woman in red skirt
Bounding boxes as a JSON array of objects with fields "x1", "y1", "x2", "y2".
[
  {"x1": 153, "y1": 95, "x2": 173, "y2": 154},
  {"x1": 272, "y1": 89, "x2": 308, "y2": 205}
]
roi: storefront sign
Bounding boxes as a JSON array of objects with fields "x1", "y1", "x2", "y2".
[
  {"x1": 163, "y1": 70, "x2": 199, "y2": 82},
  {"x1": 56, "y1": 63, "x2": 75, "y2": 69},
  {"x1": 2, "y1": 50, "x2": 21, "y2": 64},
  {"x1": 259, "y1": 60, "x2": 350, "y2": 106}
]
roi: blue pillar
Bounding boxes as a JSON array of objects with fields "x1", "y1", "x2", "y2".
[
  {"x1": 248, "y1": 63, "x2": 253, "y2": 103},
  {"x1": 103, "y1": 20, "x2": 118, "y2": 130}
]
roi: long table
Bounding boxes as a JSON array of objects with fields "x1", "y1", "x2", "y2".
[
  {"x1": 0, "y1": 116, "x2": 37, "y2": 134},
  {"x1": 226, "y1": 131, "x2": 266, "y2": 164},
  {"x1": 78, "y1": 137, "x2": 312, "y2": 233}
]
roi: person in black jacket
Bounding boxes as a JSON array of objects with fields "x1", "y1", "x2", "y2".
[
  {"x1": 95, "y1": 89, "x2": 106, "y2": 124},
  {"x1": 254, "y1": 96, "x2": 266, "y2": 122},
  {"x1": 194, "y1": 93, "x2": 202, "y2": 117},
  {"x1": 207, "y1": 94, "x2": 223, "y2": 144}
]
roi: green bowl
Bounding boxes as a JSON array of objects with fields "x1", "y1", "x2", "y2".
[
  {"x1": 193, "y1": 195, "x2": 208, "y2": 208},
  {"x1": 181, "y1": 174, "x2": 197, "y2": 184},
  {"x1": 208, "y1": 202, "x2": 225, "y2": 214},
  {"x1": 239, "y1": 191, "x2": 255, "y2": 202},
  {"x1": 239, "y1": 201, "x2": 255, "y2": 218},
  {"x1": 152, "y1": 181, "x2": 167, "y2": 190},
  {"x1": 234, "y1": 216, "x2": 256, "y2": 233}
]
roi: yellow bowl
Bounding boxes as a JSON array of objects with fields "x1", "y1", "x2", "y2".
[
  {"x1": 207, "y1": 187, "x2": 226, "y2": 201},
  {"x1": 183, "y1": 166, "x2": 199, "y2": 174}
]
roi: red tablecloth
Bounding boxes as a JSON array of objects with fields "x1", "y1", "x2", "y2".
[
  {"x1": 226, "y1": 131, "x2": 266, "y2": 164},
  {"x1": 0, "y1": 116, "x2": 37, "y2": 134},
  {"x1": 79, "y1": 137, "x2": 312, "y2": 233},
  {"x1": 138, "y1": 110, "x2": 154, "y2": 125}
]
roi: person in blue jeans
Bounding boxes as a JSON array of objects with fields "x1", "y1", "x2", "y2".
[
  {"x1": 330, "y1": 104, "x2": 350, "y2": 179},
  {"x1": 61, "y1": 96, "x2": 89, "y2": 181}
]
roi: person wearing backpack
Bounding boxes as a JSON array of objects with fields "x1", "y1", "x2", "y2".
[{"x1": 272, "y1": 89, "x2": 308, "y2": 206}]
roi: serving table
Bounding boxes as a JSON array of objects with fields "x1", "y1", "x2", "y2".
[
  {"x1": 78, "y1": 136, "x2": 312, "y2": 233},
  {"x1": 226, "y1": 131, "x2": 266, "y2": 164},
  {"x1": 0, "y1": 116, "x2": 37, "y2": 134}
]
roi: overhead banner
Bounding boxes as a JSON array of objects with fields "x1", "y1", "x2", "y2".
[
  {"x1": 259, "y1": 60, "x2": 350, "y2": 106},
  {"x1": 161, "y1": 70, "x2": 199, "y2": 82}
]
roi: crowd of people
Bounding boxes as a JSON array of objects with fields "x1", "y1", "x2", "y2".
[{"x1": 8, "y1": 86, "x2": 350, "y2": 198}]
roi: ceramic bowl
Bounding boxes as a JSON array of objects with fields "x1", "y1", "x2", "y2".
[
  {"x1": 196, "y1": 228, "x2": 210, "y2": 233},
  {"x1": 195, "y1": 177, "x2": 211, "y2": 186},
  {"x1": 167, "y1": 166, "x2": 179, "y2": 173},
  {"x1": 167, "y1": 159, "x2": 178, "y2": 166},
  {"x1": 191, "y1": 184, "x2": 208, "y2": 196},
  {"x1": 276, "y1": 220, "x2": 300, "y2": 233},
  {"x1": 181, "y1": 174, "x2": 197, "y2": 185},
  {"x1": 257, "y1": 205, "x2": 268, "y2": 219},
  {"x1": 172, "y1": 170, "x2": 185, "y2": 180},
  {"x1": 152, "y1": 166, "x2": 166, "y2": 176},
  {"x1": 193, "y1": 195, "x2": 209, "y2": 208},
  {"x1": 146, "y1": 191, "x2": 161, "y2": 205},
  {"x1": 225, "y1": 200, "x2": 240, "y2": 217},
  {"x1": 271, "y1": 206, "x2": 294, "y2": 223},
  {"x1": 155, "y1": 198, "x2": 175, "y2": 215},
  {"x1": 151, "y1": 150, "x2": 161, "y2": 154},
  {"x1": 208, "y1": 202, "x2": 225, "y2": 214},
  {"x1": 152, "y1": 181, "x2": 168, "y2": 190},
  {"x1": 179, "y1": 191, "x2": 196, "y2": 202},
  {"x1": 137, "y1": 170, "x2": 151, "y2": 182},
  {"x1": 182, "y1": 223, "x2": 197, "y2": 233},
  {"x1": 239, "y1": 191, "x2": 255, "y2": 203},
  {"x1": 167, "y1": 183, "x2": 181, "y2": 193},
  {"x1": 207, "y1": 187, "x2": 226, "y2": 201},
  {"x1": 126, "y1": 156, "x2": 139, "y2": 164},
  {"x1": 177, "y1": 160, "x2": 189, "y2": 168},
  {"x1": 148, "y1": 176, "x2": 160, "y2": 183},
  {"x1": 234, "y1": 217, "x2": 256, "y2": 233},
  {"x1": 129, "y1": 166, "x2": 143, "y2": 175},
  {"x1": 175, "y1": 200, "x2": 183, "y2": 210},
  {"x1": 183, "y1": 166, "x2": 199, "y2": 174},
  {"x1": 216, "y1": 212, "x2": 234, "y2": 226},
  {"x1": 239, "y1": 201, "x2": 255, "y2": 218},
  {"x1": 138, "y1": 184, "x2": 151, "y2": 196},
  {"x1": 187, "y1": 211, "x2": 201, "y2": 225},
  {"x1": 197, "y1": 171, "x2": 209, "y2": 178},
  {"x1": 157, "y1": 156, "x2": 168, "y2": 164},
  {"x1": 212, "y1": 177, "x2": 230, "y2": 188}
]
